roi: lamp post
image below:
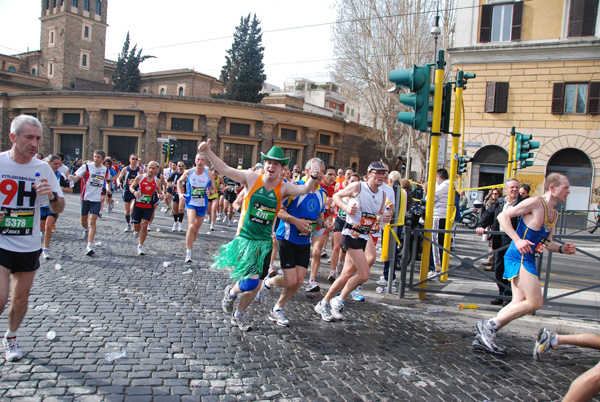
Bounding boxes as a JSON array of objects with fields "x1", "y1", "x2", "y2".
[{"x1": 431, "y1": 15, "x2": 441, "y2": 62}]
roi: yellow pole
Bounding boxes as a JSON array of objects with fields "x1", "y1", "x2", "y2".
[
  {"x1": 441, "y1": 72, "x2": 466, "y2": 282},
  {"x1": 418, "y1": 50, "x2": 445, "y2": 299},
  {"x1": 512, "y1": 128, "x2": 519, "y2": 177},
  {"x1": 506, "y1": 127, "x2": 515, "y2": 179}
]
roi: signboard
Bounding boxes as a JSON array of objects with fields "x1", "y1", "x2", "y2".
[
  {"x1": 75, "y1": 148, "x2": 80, "y2": 155},
  {"x1": 465, "y1": 142, "x2": 483, "y2": 148},
  {"x1": 437, "y1": 137, "x2": 446, "y2": 166},
  {"x1": 238, "y1": 158, "x2": 243, "y2": 164},
  {"x1": 168, "y1": 135, "x2": 178, "y2": 141},
  {"x1": 183, "y1": 154, "x2": 188, "y2": 161},
  {"x1": 157, "y1": 138, "x2": 169, "y2": 143}
]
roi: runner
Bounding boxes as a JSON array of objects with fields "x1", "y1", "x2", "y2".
[
  {"x1": 128, "y1": 161, "x2": 165, "y2": 255},
  {"x1": 1, "y1": 115, "x2": 65, "y2": 361},
  {"x1": 40, "y1": 154, "x2": 73, "y2": 260},
  {"x1": 314, "y1": 162, "x2": 391, "y2": 321},
  {"x1": 473, "y1": 173, "x2": 576, "y2": 355},
  {"x1": 73, "y1": 150, "x2": 109, "y2": 256},
  {"x1": 99, "y1": 158, "x2": 117, "y2": 216},
  {"x1": 115, "y1": 154, "x2": 141, "y2": 233},
  {"x1": 208, "y1": 167, "x2": 222, "y2": 231},
  {"x1": 167, "y1": 161, "x2": 186, "y2": 232},
  {"x1": 177, "y1": 153, "x2": 215, "y2": 263},
  {"x1": 221, "y1": 174, "x2": 240, "y2": 228},
  {"x1": 257, "y1": 158, "x2": 332, "y2": 327},
  {"x1": 198, "y1": 140, "x2": 320, "y2": 332},
  {"x1": 163, "y1": 161, "x2": 176, "y2": 213}
]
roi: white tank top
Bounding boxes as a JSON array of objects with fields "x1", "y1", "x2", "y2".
[{"x1": 342, "y1": 182, "x2": 384, "y2": 240}]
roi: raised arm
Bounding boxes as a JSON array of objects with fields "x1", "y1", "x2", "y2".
[{"x1": 198, "y1": 139, "x2": 252, "y2": 187}]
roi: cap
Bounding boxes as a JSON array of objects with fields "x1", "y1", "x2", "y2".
[{"x1": 368, "y1": 161, "x2": 388, "y2": 172}]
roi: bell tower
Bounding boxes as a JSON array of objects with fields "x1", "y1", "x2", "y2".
[{"x1": 39, "y1": 0, "x2": 108, "y2": 89}]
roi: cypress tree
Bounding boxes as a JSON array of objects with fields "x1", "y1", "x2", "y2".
[{"x1": 112, "y1": 32, "x2": 154, "y2": 93}]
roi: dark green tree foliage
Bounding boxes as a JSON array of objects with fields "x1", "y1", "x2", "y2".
[
  {"x1": 112, "y1": 32, "x2": 154, "y2": 93},
  {"x1": 217, "y1": 14, "x2": 266, "y2": 103}
]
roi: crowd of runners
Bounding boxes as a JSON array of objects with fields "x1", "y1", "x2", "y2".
[{"x1": 0, "y1": 115, "x2": 597, "y2": 401}]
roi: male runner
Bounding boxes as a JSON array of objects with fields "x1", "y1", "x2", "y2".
[
  {"x1": 315, "y1": 162, "x2": 391, "y2": 321},
  {"x1": 221, "y1": 174, "x2": 240, "y2": 227},
  {"x1": 177, "y1": 153, "x2": 215, "y2": 263},
  {"x1": 199, "y1": 140, "x2": 319, "y2": 332},
  {"x1": 40, "y1": 154, "x2": 72, "y2": 260},
  {"x1": 115, "y1": 153, "x2": 141, "y2": 232},
  {"x1": 257, "y1": 158, "x2": 332, "y2": 327},
  {"x1": 474, "y1": 173, "x2": 576, "y2": 354},
  {"x1": 129, "y1": 161, "x2": 164, "y2": 255},
  {"x1": 1, "y1": 115, "x2": 65, "y2": 361},
  {"x1": 208, "y1": 167, "x2": 221, "y2": 231},
  {"x1": 167, "y1": 161, "x2": 186, "y2": 232},
  {"x1": 73, "y1": 150, "x2": 109, "y2": 256},
  {"x1": 163, "y1": 161, "x2": 176, "y2": 213}
]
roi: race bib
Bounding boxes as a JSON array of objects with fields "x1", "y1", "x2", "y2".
[
  {"x1": 249, "y1": 201, "x2": 277, "y2": 226},
  {"x1": 534, "y1": 237, "x2": 549, "y2": 256},
  {"x1": 139, "y1": 194, "x2": 153, "y2": 204},
  {"x1": 298, "y1": 219, "x2": 317, "y2": 237},
  {"x1": 0, "y1": 207, "x2": 34, "y2": 236},
  {"x1": 90, "y1": 174, "x2": 104, "y2": 187},
  {"x1": 191, "y1": 187, "x2": 205, "y2": 198},
  {"x1": 360, "y1": 212, "x2": 377, "y2": 233}
]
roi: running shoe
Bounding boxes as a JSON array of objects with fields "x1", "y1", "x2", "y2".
[
  {"x1": 133, "y1": 231, "x2": 140, "y2": 239},
  {"x1": 137, "y1": 244, "x2": 145, "y2": 256},
  {"x1": 41, "y1": 248, "x2": 51, "y2": 260},
  {"x1": 222, "y1": 285, "x2": 236, "y2": 314},
  {"x1": 98, "y1": 211, "x2": 103, "y2": 218},
  {"x1": 177, "y1": 222, "x2": 184, "y2": 232},
  {"x1": 314, "y1": 300, "x2": 334, "y2": 322},
  {"x1": 268, "y1": 308, "x2": 290, "y2": 327},
  {"x1": 351, "y1": 286, "x2": 365, "y2": 302},
  {"x1": 210, "y1": 223, "x2": 215, "y2": 231},
  {"x1": 533, "y1": 328, "x2": 557, "y2": 361},
  {"x1": 124, "y1": 224, "x2": 131, "y2": 233},
  {"x1": 185, "y1": 250, "x2": 193, "y2": 263},
  {"x1": 231, "y1": 313, "x2": 252, "y2": 332},
  {"x1": 85, "y1": 245, "x2": 94, "y2": 256},
  {"x1": 305, "y1": 280, "x2": 320, "y2": 293},
  {"x1": 321, "y1": 250, "x2": 328, "y2": 258},
  {"x1": 3, "y1": 336, "x2": 23, "y2": 362},
  {"x1": 81, "y1": 229, "x2": 88, "y2": 240},
  {"x1": 475, "y1": 320, "x2": 506, "y2": 355},
  {"x1": 376, "y1": 278, "x2": 396, "y2": 286},
  {"x1": 107, "y1": 205, "x2": 113, "y2": 213},
  {"x1": 172, "y1": 222, "x2": 178, "y2": 232},
  {"x1": 326, "y1": 270, "x2": 336, "y2": 283},
  {"x1": 227, "y1": 219, "x2": 232, "y2": 227},
  {"x1": 267, "y1": 266, "x2": 278, "y2": 278},
  {"x1": 255, "y1": 281, "x2": 270, "y2": 304},
  {"x1": 330, "y1": 296, "x2": 345, "y2": 320}
]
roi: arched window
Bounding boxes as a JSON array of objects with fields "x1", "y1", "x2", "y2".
[
  {"x1": 7, "y1": 66, "x2": 16, "y2": 73},
  {"x1": 160, "y1": 88, "x2": 165, "y2": 95},
  {"x1": 32, "y1": 68, "x2": 36, "y2": 76},
  {"x1": 178, "y1": 87, "x2": 184, "y2": 96},
  {"x1": 142, "y1": 89, "x2": 147, "y2": 94}
]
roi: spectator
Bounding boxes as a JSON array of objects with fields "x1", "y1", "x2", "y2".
[{"x1": 520, "y1": 184, "x2": 531, "y2": 199}]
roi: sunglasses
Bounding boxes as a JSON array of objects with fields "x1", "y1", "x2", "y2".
[{"x1": 131, "y1": 158, "x2": 138, "y2": 160}]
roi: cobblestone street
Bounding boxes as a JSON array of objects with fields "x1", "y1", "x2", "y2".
[{"x1": 0, "y1": 196, "x2": 598, "y2": 401}]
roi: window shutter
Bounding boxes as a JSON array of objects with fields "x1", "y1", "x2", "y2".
[
  {"x1": 551, "y1": 83, "x2": 565, "y2": 115},
  {"x1": 568, "y1": 0, "x2": 585, "y2": 37},
  {"x1": 485, "y1": 82, "x2": 496, "y2": 112},
  {"x1": 496, "y1": 82, "x2": 509, "y2": 113},
  {"x1": 511, "y1": 1, "x2": 523, "y2": 41},
  {"x1": 588, "y1": 82, "x2": 600, "y2": 115},
  {"x1": 480, "y1": 4, "x2": 493, "y2": 43},
  {"x1": 582, "y1": 0, "x2": 599, "y2": 36}
]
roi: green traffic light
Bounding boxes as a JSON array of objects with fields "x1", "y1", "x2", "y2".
[{"x1": 389, "y1": 65, "x2": 431, "y2": 131}]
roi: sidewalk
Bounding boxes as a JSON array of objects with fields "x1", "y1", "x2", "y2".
[{"x1": 0, "y1": 195, "x2": 598, "y2": 401}]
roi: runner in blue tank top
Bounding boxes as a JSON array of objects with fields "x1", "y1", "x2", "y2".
[{"x1": 473, "y1": 173, "x2": 576, "y2": 356}]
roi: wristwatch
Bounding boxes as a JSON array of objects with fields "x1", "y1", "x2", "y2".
[
  {"x1": 311, "y1": 174, "x2": 319, "y2": 180},
  {"x1": 49, "y1": 191, "x2": 59, "y2": 203}
]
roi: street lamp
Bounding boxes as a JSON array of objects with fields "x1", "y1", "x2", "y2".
[{"x1": 431, "y1": 15, "x2": 441, "y2": 61}]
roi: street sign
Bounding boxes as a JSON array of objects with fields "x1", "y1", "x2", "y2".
[
  {"x1": 157, "y1": 138, "x2": 169, "y2": 143},
  {"x1": 168, "y1": 135, "x2": 178, "y2": 141},
  {"x1": 465, "y1": 142, "x2": 482, "y2": 148},
  {"x1": 183, "y1": 154, "x2": 188, "y2": 161}
]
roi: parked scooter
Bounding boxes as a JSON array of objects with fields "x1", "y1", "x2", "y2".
[{"x1": 459, "y1": 200, "x2": 484, "y2": 229}]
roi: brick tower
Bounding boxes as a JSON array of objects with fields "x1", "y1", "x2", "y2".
[{"x1": 39, "y1": 0, "x2": 108, "y2": 89}]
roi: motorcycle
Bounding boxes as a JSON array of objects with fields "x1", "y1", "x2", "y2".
[{"x1": 459, "y1": 200, "x2": 484, "y2": 229}]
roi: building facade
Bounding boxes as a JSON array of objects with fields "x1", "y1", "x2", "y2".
[{"x1": 450, "y1": 0, "x2": 600, "y2": 226}]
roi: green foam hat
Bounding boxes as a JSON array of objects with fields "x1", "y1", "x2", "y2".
[{"x1": 260, "y1": 146, "x2": 290, "y2": 167}]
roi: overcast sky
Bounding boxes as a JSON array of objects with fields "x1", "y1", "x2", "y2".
[{"x1": 0, "y1": 0, "x2": 338, "y2": 88}]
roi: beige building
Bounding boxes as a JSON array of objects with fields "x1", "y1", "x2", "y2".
[
  {"x1": 0, "y1": 0, "x2": 382, "y2": 172},
  {"x1": 450, "y1": 0, "x2": 600, "y2": 226}
]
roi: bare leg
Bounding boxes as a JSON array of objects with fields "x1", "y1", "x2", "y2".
[
  {"x1": 494, "y1": 266, "x2": 543, "y2": 328},
  {"x1": 7, "y1": 271, "x2": 36, "y2": 332},
  {"x1": 87, "y1": 214, "x2": 98, "y2": 243},
  {"x1": 563, "y1": 362, "x2": 600, "y2": 402},
  {"x1": 271, "y1": 267, "x2": 307, "y2": 308}
]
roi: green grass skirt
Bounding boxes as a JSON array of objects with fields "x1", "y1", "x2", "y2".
[{"x1": 211, "y1": 236, "x2": 272, "y2": 282}]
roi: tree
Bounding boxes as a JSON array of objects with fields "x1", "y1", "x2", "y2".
[
  {"x1": 112, "y1": 32, "x2": 154, "y2": 93},
  {"x1": 217, "y1": 14, "x2": 266, "y2": 103},
  {"x1": 332, "y1": 0, "x2": 455, "y2": 177}
]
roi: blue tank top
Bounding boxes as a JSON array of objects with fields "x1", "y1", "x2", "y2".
[
  {"x1": 276, "y1": 189, "x2": 326, "y2": 245},
  {"x1": 504, "y1": 196, "x2": 557, "y2": 266},
  {"x1": 184, "y1": 169, "x2": 211, "y2": 207}
]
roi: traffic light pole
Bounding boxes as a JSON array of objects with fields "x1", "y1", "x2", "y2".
[
  {"x1": 418, "y1": 50, "x2": 445, "y2": 299},
  {"x1": 507, "y1": 127, "x2": 516, "y2": 179}
]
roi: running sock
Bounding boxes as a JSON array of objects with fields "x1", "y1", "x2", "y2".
[
  {"x1": 551, "y1": 335, "x2": 558, "y2": 347},
  {"x1": 5, "y1": 330, "x2": 16, "y2": 338},
  {"x1": 125, "y1": 215, "x2": 131, "y2": 224},
  {"x1": 263, "y1": 278, "x2": 272, "y2": 289},
  {"x1": 273, "y1": 305, "x2": 282, "y2": 311},
  {"x1": 234, "y1": 309, "x2": 244, "y2": 318},
  {"x1": 178, "y1": 213, "x2": 184, "y2": 222},
  {"x1": 87, "y1": 242, "x2": 92, "y2": 248},
  {"x1": 488, "y1": 318, "x2": 499, "y2": 330}
]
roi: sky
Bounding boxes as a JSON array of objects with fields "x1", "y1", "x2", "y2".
[{"x1": 0, "y1": 0, "x2": 338, "y2": 88}]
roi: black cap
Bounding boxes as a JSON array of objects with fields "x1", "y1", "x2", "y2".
[{"x1": 368, "y1": 161, "x2": 388, "y2": 172}]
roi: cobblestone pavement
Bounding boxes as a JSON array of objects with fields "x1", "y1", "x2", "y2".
[{"x1": 0, "y1": 195, "x2": 598, "y2": 401}]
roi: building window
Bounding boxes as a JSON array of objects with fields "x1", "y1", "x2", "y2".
[
  {"x1": 113, "y1": 114, "x2": 135, "y2": 128},
  {"x1": 281, "y1": 128, "x2": 297, "y2": 141},
  {"x1": 83, "y1": 0, "x2": 89, "y2": 11},
  {"x1": 32, "y1": 68, "x2": 36, "y2": 76},
  {"x1": 485, "y1": 82, "x2": 509, "y2": 113},
  {"x1": 159, "y1": 86, "x2": 166, "y2": 95},
  {"x1": 7, "y1": 66, "x2": 16, "y2": 73},
  {"x1": 223, "y1": 143, "x2": 254, "y2": 169},
  {"x1": 49, "y1": 29, "x2": 56, "y2": 46},
  {"x1": 72, "y1": 0, "x2": 77, "y2": 6},
  {"x1": 171, "y1": 118, "x2": 194, "y2": 131},
  {"x1": 320, "y1": 134, "x2": 331, "y2": 146},
  {"x1": 142, "y1": 89, "x2": 147, "y2": 94},
  {"x1": 178, "y1": 87, "x2": 184, "y2": 96},
  {"x1": 82, "y1": 24, "x2": 90, "y2": 39},
  {"x1": 53, "y1": 0, "x2": 57, "y2": 7},
  {"x1": 568, "y1": 0, "x2": 598, "y2": 37},
  {"x1": 95, "y1": 0, "x2": 101, "y2": 14},
  {"x1": 230, "y1": 122, "x2": 251, "y2": 136},
  {"x1": 282, "y1": 148, "x2": 298, "y2": 167},
  {"x1": 316, "y1": 151, "x2": 331, "y2": 165},
  {"x1": 63, "y1": 113, "x2": 81, "y2": 125},
  {"x1": 80, "y1": 52, "x2": 89, "y2": 68},
  {"x1": 46, "y1": 0, "x2": 50, "y2": 9},
  {"x1": 48, "y1": 62, "x2": 54, "y2": 77},
  {"x1": 480, "y1": 1, "x2": 523, "y2": 43},
  {"x1": 552, "y1": 82, "x2": 600, "y2": 115}
]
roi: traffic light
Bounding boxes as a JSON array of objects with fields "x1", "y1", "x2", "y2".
[
  {"x1": 162, "y1": 143, "x2": 169, "y2": 155},
  {"x1": 515, "y1": 133, "x2": 540, "y2": 169},
  {"x1": 389, "y1": 65, "x2": 431, "y2": 131},
  {"x1": 399, "y1": 155, "x2": 407, "y2": 172},
  {"x1": 169, "y1": 143, "x2": 177, "y2": 157},
  {"x1": 457, "y1": 156, "x2": 471, "y2": 175},
  {"x1": 427, "y1": 82, "x2": 453, "y2": 133}
]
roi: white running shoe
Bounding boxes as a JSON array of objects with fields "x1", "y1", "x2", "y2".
[
  {"x1": 41, "y1": 248, "x2": 51, "y2": 260},
  {"x1": 133, "y1": 231, "x2": 140, "y2": 239},
  {"x1": 124, "y1": 224, "x2": 131, "y2": 233},
  {"x1": 305, "y1": 280, "x2": 320, "y2": 293},
  {"x1": 178, "y1": 222, "x2": 184, "y2": 232},
  {"x1": 172, "y1": 222, "x2": 178, "y2": 232},
  {"x1": 314, "y1": 300, "x2": 334, "y2": 322},
  {"x1": 137, "y1": 244, "x2": 145, "y2": 255},
  {"x1": 81, "y1": 229, "x2": 88, "y2": 240},
  {"x1": 3, "y1": 336, "x2": 23, "y2": 362},
  {"x1": 330, "y1": 296, "x2": 345, "y2": 320},
  {"x1": 268, "y1": 308, "x2": 290, "y2": 327},
  {"x1": 231, "y1": 313, "x2": 252, "y2": 332},
  {"x1": 533, "y1": 328, "x2": 557, "y2": 361},
  {"x1": 85, "y1": 245, "x2": 94, "y2": 256},
  {"x1": 185, "y1": 250, "x2": 193, "y2": 263},
  {"x1": 351, "y1": 286, "x2": 365, "y2": 302}
]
